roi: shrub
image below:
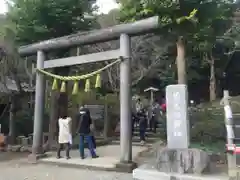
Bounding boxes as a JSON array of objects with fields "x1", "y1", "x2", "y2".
[
  {"x1": 158, "y1": 105, "x2": 226, "y2": 144},
  {"x1": 189, "y1": 107, "x2": 225, "y2": 143}
]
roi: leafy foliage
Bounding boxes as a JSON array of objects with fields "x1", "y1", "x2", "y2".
[
  {"x1": 0, "y1": 0, "x2": 98, "y2": 139},
  {"x1": 119, "y1": 0, "x2": 233, "y2": 52},
  {"x1": 6, "y1": 0, "x2": 96, "y2": 44},
  {"x1": 118, "y1": 0, "x2": 235, "y2": 101}
]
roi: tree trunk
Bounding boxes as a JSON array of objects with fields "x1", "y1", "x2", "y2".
[
  {"x1": 8, "y1": 95, "x2": 16, "y2": 145},
  {"x1": 176, "y1": 36, "x2": 186, "y2": 84},
  {"x1": 209, "y1": 54, "x2": 217, "y2": 101}
]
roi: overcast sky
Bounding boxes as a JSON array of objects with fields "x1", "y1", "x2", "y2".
[{"x1": 0, "y1": 0, "x2": 119, "y2": 14}]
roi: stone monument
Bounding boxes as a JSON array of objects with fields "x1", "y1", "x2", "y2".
[
  {"x1": 166, "y1": 84, "x2": 189, "y2": 149},
  {"x1": 133, "y1": 85, "x2": 211, "y2": 180},
  {"x1": 84, "y1": 104, "x2": 105, "y2": 121}
]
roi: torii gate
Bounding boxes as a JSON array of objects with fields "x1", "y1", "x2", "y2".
[{"x1": 18, "y1": 16, "x2": 160, "y2": 168}]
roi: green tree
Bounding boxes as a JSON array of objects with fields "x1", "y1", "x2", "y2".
[
  {"x1": 7, "y1": 0, "x2": 96, "y2": 43},
  {"x1": 0, "y1": 19, "x2": 27, "y2": 144},
  {"x1": 5, "y1": 0, "x2": 96, "y2": 148},
  {"x1": 118, "y1": 0, "x2": 234, "y2": 101}
]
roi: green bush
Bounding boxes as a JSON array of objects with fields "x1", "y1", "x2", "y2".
[
  {"x1": 189, "y1": 107, "x2": 225, "y2": 143},
  {"x1": 189, "y1": 96, "x2": 240, "y2": 144},
  {"x1": 158, "y1": 105, "x2": 226, "y2": 144}
]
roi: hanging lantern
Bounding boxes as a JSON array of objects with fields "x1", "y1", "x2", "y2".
[
  {"x1": 84, "y1": 79, "x2": 90, "y2": 92},
  {"x1": 52, "y1": 78, "x2": 58, "y2": 90},
  {"x1": 95, "y1": 74, "x2": 101, "y2": 88},
  {"x1": 72, "y1": 81, "x2": 79, "y2": 95},
  {"x1": 60, "y1": 81, "x2": 66, "y2": 92}
]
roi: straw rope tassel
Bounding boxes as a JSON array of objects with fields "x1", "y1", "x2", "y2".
[
  {"x1": 84, "y1": 79, "x2": 90, "y2": 92},
  {"x1": 60, "y1": 81, "x2": 66, "y2": 92},
  {"x1": 52, "y1": 78, "x2": 58, "y2": 90},
  {"x1": 95, "y1": 74, "x2": 101, "y2": 88},
  {"x1": 72, "y1": 81, "x2": 79, "y2": 95}
]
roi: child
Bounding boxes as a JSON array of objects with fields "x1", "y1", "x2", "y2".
[{"x1": 57, "y1": 110, "x2": 72, "y2": 159}]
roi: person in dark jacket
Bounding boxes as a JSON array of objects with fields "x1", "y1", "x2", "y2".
[
  {"x1": 138, "y1": 109, "x2": 147, "y2": 145},
  {"x1": 150, "y1": 99, "x2": 160, "y2": 133},
  {"x1": 76, "y1": 107, "x2": 98, "y2": 159},
  {"x1": 131, "y1": 112, "x2": 137, "y2": 136}
]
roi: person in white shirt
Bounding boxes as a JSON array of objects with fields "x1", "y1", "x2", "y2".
[
  {"x1": 136, "y1": 98, "x2": 143, "y2": 113},
  {"x1": 57, "y1": 110, "x2": 72, "y2": 159},
  {"x1": 150, "y1": 99, "x2": 160, "y2": 133},
  {"x1": 135, "y1": 98, "x2": 143, "y2": 127}
]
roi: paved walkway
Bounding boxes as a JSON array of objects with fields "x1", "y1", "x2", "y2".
[
  {"x1": 0, "y1": 160, "x2": 133, "y2": 180},
  {"x1": 0, "y1": 145, "x2": 147, "y2": 180},
  {"x1": 40, "y1": 145, "x2": 148, "y2": 169}
]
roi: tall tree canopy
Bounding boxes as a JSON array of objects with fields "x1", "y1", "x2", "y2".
[
  {"x1": 118, "y1": 0, "x2": 234, "y2": 101},
  {"x1": 6, "y1": 0, "x2": 96, "y2": 44}
]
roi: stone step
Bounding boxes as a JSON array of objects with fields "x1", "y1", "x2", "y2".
[
  {"x1": 132, "y1": 131, "x2": 161, "y2": 137},
  {"x1": 95, "y1": 135, "x2": 158, "y2": 141},
  {"x1": 133, "y1": 127, "x2": 163, "y2": 132},
  {"x1": 115, "y1": 136, "x2": 159, "y2": 143},
  {"x1": 110, "y1": 140, "x2": 153, "y2": 146}
]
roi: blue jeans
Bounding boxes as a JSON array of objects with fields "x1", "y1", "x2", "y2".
[
  {"x1": 139, "y1": 129, "x2": 145, "y2": 141},
  {"x1": 79, "y1": 135, "x2": 96, "y2": 158}
]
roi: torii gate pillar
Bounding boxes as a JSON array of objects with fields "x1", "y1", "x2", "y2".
[
  {"x1": 119, "y1": 34, "x2": 132, "y2": 163},
  {"x1": 29, "y1": 50, "x2": 46, "y2": 162}
]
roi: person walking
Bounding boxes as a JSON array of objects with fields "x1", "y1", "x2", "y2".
[
  {"x1": 57, "y1": 110, "x2": 72, "y2": 159},
  {"x1": 131, "y1": 112, "x2": 138, "y2": 136},
  {"x1": 161, "y1": 98, "x2": 166, "y2": 114},
  {"x1": 77, "y1": 107, "x2": 98, "y2": 159},
  {"x1": 139, "y1": 109, "x2": 147, "y2": 145},
  {"x1": 135, "y1": 98, "x2": 143, "y2": 127},
  {"x1": 136, "y1": 98, "x2": 143, "y2": 114},
  {"x1": 150, "y1": 99, "x2": 160, "y2": 133}
]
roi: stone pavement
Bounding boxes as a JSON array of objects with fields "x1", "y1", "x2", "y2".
[
  {"x1": 0, "y1": 145, "x2": 144, "y2": 180},
  {"x1": 0, "y1": 160, "x2": 133, "y2": 180},
  {"x1": 40, "y1": 145, "x2": 148, "y2": 170},
  {"x1": 0, "y1": 142, "x2": 161, "y2": 180}
]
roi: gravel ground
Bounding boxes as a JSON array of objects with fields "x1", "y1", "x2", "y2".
[{"x1": 0, "y1": 160, "x2": 133, "y2": 180}]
